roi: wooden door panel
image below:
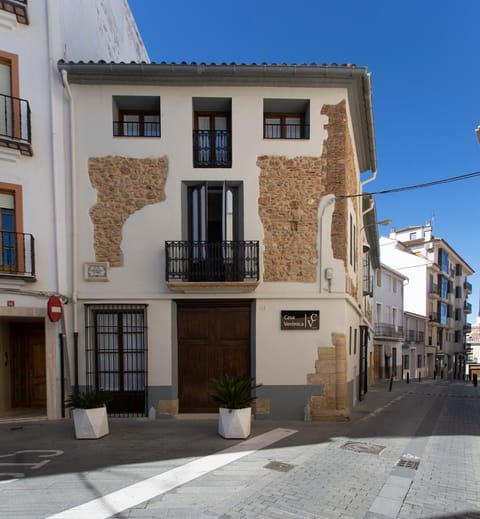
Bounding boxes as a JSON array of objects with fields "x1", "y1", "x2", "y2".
[
  {"x1": 30, "y1": 337, "x2": 46, "y2": 406},
  {"x1": 178, "y1": 308, "x2": 209, "y2": 339},
  {"x1": 178, "y1": 341, "x2": 209, "y2": 411},
  {"x1": 178, "y1": 302, "x2": 251, "y2": 413},
  {"x1": 374, "y1": 344, "x2": 382, "y2": 380},
  {"x1": 10, "y1": 324, "x2": 45, "y2": 408}
]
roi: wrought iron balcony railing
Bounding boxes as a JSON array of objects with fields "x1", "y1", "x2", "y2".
[
  {"x1": 464, "y1": 302, "x2": 472, "y2": 314},
  {"x1": 464, "y1": 281, "x2": 472, "y2": 294},
  {"x1": 264, "y1": 123, "x2": 309, "y2": 139},
  {"x1": 192, "y1": 130, "x2": 231, "y2": 167},
  {"x1": 165, "y1": 241, "x2": 259, "y2": 282},
  {"x1": 374, "y1": 323, "x2": 404, "y2": 338},
  {"x1": 1, "y1": 0, "x2": 29, "y2": 24},
  {"x1": 406, "y1": 330, "x2": 425, "y2": 343},
  {"x1": 0, "y1": 231, "x2": 35, "y2": 278},
  {"x1": 0, "y1": 93, "x2": 32, "y2": 155},
  {"x1": 113, "y1": 120, "x2": 160, "y2": 137}
]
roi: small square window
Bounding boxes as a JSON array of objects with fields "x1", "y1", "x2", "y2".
[
  {"x1": 263, "y1": 99, "x2": 309, "y2": 139},
  {"x1": 113, "y1": 96, "x2": 160, "y2": 137}
]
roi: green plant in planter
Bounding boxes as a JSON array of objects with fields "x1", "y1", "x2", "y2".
[
  {"x1": 209, "y1": 374, "x2": 262, "y2": 410},
  {"x1": 65, "y1": 390, "x2": 112, "y2": 409}
]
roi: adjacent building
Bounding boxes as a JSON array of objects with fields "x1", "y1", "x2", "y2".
[
  {"x1": 372, "y1": 264, "x2": 407, "y2": 381},
  {"x1": 380, "y1": 222, "x2": 474, "y2": 380},
  {"x1": 0, "y1": 0, "x2": 147, "y2": 420},
  {"x1": 56, "y1": 60, "x2": 378, "y2": 420}
]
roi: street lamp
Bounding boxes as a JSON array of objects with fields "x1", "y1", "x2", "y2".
[
  {"x1": 361, "y1": 218, "x2": 392, "y2": 232},
  {"x1": 376, "y1": 219, "x2": 392, "y2": 227}
]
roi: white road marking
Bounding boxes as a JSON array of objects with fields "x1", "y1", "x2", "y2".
[
  {"x1": 0, "y1": 450, "x2": 64, "y2": 479},
  {"x1": 47, "y1": 428, "x2": 297, "y2": 519}
]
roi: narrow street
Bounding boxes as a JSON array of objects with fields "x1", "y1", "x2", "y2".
[{"x1": 0, "y1": 379, "x2": 479, "y2": 519}]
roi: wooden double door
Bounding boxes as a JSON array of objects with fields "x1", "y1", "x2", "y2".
[
  {"x1": 11, "y1": 324, "x2": 46, "y2": 408},
  {"x1": 177, "y1": 300, "x2": 251, "y2": 413}
]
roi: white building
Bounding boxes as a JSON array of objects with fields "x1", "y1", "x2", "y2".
[
  {"x1": 56, "y1": 60, "x2": 379, "y2": 420},
  {"x1": 0, "y1": 0, "x2": 147, "y2": 421},
  {"x1": 372, "y1": 263, "x2": 407, "y2": 380},
  {"x1": 381, "y1": 223, "x2": 474, "y2": 379}
]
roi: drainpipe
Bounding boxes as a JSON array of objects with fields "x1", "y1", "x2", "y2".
[
  {"x1": 61, "y1": 69, "x2": 79, "y2": 389},
  {"x1": 46, "y1": 0, "x2": 61, "y2": 296},
  {"x1": 318, "y1": 194, "x2": 336, "y2": 292}
]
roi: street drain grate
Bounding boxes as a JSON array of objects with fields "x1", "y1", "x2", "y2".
[
  {"x1": 397, "y1": 454, "x2": 420, "y2": 470},
  {"x1": 264, "y1": 461, "x2": 295, "y2": 472},
  {"x1": 341, "y1": 441, "x2": 386, "y2": 455}
]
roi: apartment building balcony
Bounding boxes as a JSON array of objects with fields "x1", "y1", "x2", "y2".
[
  {"x1": 428, "y1": 283, "x2": 439, "y2": 298},
  {"x1": 0, "y1": 231, "x2": 35, "y2": 280},
  {"x1": 464, "y1": 302, "x2": 472, "y2": 314},
  {"x1": 0, "y1": 93, "x2": 32, "y2": 156},
  {"x1": 406, "y1": 330, "x2": 425, "y2": 343},
  {"x1": 165, "y1": 240, "x2": 259, "y2": 292},
  {"x1": 464, "y1": 323, "x2": 472, "y2": 334},
  {"x1": 374, "y1": 323, "x2": 404, "y2": 339},
  {"x1": 0, "y1": 0, "x2": 28, "y2": 24},
  {"x1": 464, "y1": 281, "x2": 472, "y2": 294},
  {"x1": 192, "y1": 130, "x2": 231, "y2": 168}
]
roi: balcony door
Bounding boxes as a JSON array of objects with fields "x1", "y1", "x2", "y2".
[
  {"x1": 194, "y1": 112, "x2": 231, "y2": 167},
  {"x1": 187, "y1": 182, "x2": 242, "y2": 280},
  {"x1": 0, "y1": 59, "x2": 12, "y2": 138}
]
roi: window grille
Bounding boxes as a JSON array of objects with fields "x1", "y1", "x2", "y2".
[{"x1": 85, "y1": 304, "x2": 148, "y2": 417}]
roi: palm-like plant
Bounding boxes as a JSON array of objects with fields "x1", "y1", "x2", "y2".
[
  {"x1": 65, "y1": 390, "x2": 112, "y2": 409},
  {"x1": 209, "y1": 374, "x2": 262, "y2": 410}
]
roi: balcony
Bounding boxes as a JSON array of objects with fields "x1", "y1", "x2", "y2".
[
  {"x1": 464, "y1": 323, "x2": 472, "y2": 334},
  {"x1": 113, "y1": 119, "x2": 160, "y2": 137},
  {"x1": 464, "y1": 302, "x2": 472, "y2": 314},
  {"x1": 0, "y1": 231, "x2": 35, "y2": 280},
  {"x1": 192, "y1": 130, "x2": 231, "y2": 168},
  {"x1": 0, "y1": 93, "x2": 32, "y2": 156},
  {"x1": 428, "y1": 283, "x2": 439, "y2": 298},
  {"x1": 374, "y1": 323, "x2": 404, "y2": 339},
  {"x1": 165, "y1": 241, "x2": 259, "y2": 292},
  {"x1": 263, "y1": 122, "x2": 309, "y2": 139},
  {"x1": 464, "y1": 281, "x2": 472, "y2": 294},
  {"x1": 0, "y1": 0, "x2": 28, "y2": 24},
  {"x1": 406, "y1": 330, "x2": 425, "y2": 343}
]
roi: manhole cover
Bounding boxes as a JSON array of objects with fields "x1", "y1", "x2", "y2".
[
  {"x1": 264, "y1": 461, "x2": 295, "y2": 472},
  {"x1": 397, "y1": 454, "x2": 420, "y2": 470},
  {"x1": 341, "y1": 441, "x2": 385, "y2": 455}
]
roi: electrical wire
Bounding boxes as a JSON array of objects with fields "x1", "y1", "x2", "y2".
[{"x1": 337, "y1": 171, "x2": 480, "y2": 198}]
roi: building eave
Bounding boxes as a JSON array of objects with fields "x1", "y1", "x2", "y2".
[{"x1": 57, "y1": 61, "x2": 377, "y2": 173}]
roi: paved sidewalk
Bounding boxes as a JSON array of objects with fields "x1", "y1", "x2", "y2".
[{"x1": 1, "y1": 379, "x2": 478, "y2": 518}]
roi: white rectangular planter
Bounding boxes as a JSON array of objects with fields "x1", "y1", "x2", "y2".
[
  {"x1": 218, "y1": 407, "x2": 252, "y2": 439},
  {"x1": 72, "y1": 407, "x2": 109, "y2": 439}
]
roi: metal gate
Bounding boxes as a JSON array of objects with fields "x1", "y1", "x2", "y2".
[{"x1": 85, "y1": 304, "x2": 147, "y2": 417}]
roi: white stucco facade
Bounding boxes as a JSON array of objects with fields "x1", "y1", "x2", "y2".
[
  {"x1": 381, "y1": 225, "x2": 474, "y2": 380},
  {"x1": 57, "y1": 60, "x2": 378, "y2": 420},
  {"x1": 0, "y1": 1, "x2": 147, "y2": 420}
]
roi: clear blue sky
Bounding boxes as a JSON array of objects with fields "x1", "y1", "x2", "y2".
[{"x1": 129, "y1": 0, "x2": 480, "y2": 321}]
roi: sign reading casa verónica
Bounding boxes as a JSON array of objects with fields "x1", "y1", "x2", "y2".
[{"x1": 281, "y1": 310, "x2": 319, "y2": 330}]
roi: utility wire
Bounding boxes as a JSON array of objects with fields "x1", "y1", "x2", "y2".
[{"x1": 337, "y1": 171, "x2": 480, "y2": 198}]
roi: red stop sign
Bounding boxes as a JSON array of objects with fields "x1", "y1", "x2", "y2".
[{"x1": 47, "y1": 295, "x2": 63, "y2": 322}]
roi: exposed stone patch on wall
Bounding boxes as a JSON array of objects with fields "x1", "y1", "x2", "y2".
[
  {"x1": 88, "y1": 156, "x2": 168, "y2": 266},
  {"x1": 307, "y1": 332, "x2": 349, "y2": 421},
  {"x1": 258, "y1": 100, "x2": 358, "y2": 283},
  {"x1": 257, "y1": 156, "x2": 327, "y2": 282},
  {"x1": 158, "y1": 399, "x2": 178, "y2": 416},
  {"x1": 321, "y1": 100, "x2": 359, "y2": 298}
]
